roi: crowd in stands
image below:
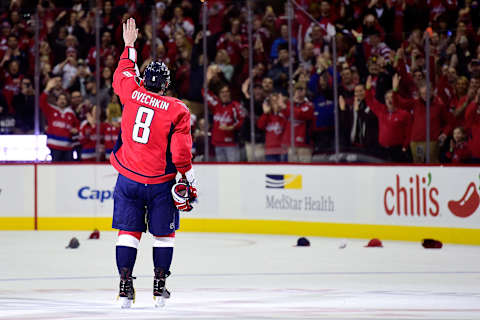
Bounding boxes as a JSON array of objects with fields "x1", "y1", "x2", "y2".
[{"x1": 1, "y1": 0, "x2": 480, "y2": 163}]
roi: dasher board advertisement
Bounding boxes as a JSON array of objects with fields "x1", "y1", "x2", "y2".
[
  {"x1": 0, "y1": 165, "x2": 34, "y2": 217},
  {"x1": 37, "y1": 165, "x2": 117, "y2": 217},
  {"x1": 234, "y1": 165, "x2": 480, "y2": 228},
  {"x1": 28, "y1": 163, "x2": 480, "y2": 229}
]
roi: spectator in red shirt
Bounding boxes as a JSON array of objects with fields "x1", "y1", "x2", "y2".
[
  {"x1": 435, "y1": 66, "x2": 457, "y2": 107},
  {"x1": 393, "y1": 74, "x2": 454, "y2": 163},
  {"x1": 365, "y1": 76, "x2": 412, "y2": 162},
  {"x1": 281, "y1": 82, "x2": 314, "y2": 162},
  {"x1": 40, "y1": 78, "x2": 79, "y2": 162},
  {"x1": 1, "y1": 60, "x2": 23, "y2": 113},
  {"x1": 87, "y1": 31, "x2": 118, "y2": 69},
  {"x1": 0, "y1": 90, "x2": 13, "y2": 134},
  {"x1": 205, "y1": 84, "x2": 245, "y2": 162},
  {"x1": 257, "y1": 93, "x2": 287, "y2": 162},
  {"x1": 448, "y1": 76, "x2": 472, "y2": 128},
  {"x1": 464, "y1": 95, "x2": 480, "y2": 163},
  {"x1": 445, "y1": 127, "x2": 471, "y2": 163},
  {"x1": 79, "y1": 105, "x2": 99, "y2": 161},
  {"x1": 102, "y1": 97, "x2": 122, "y2": 160},
  {"x1": 166, "y1": 29, "x2": 192, "y2": 69},
  {"x1": 216, "y1": 18, "x2": 243, "y2": 67}
]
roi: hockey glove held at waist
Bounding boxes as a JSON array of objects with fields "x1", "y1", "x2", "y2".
[{"x1": 171, "y1": 177, "x2": 197, "y2": 212}]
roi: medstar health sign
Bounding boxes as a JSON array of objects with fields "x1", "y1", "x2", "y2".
[{"x1": 265, "y1": 174, "x2": 334, "y2": 212}]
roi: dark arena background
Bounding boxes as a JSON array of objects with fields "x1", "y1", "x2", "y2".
[{"x1": 0, "y1": 0, "x2": 480, "y2": 319}]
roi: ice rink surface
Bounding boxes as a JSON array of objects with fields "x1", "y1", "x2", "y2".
[{"x1": 1, "y1": 231, "x2": 480, "y2": 320}]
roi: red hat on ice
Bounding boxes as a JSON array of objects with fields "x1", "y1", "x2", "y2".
[{"x1": 365, "y1": 238, "x2": 383, "y2": 247}]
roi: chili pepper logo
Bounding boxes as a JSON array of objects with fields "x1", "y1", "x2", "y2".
[{"x1": 448, "y1": 179, "x2": 480, "y2": 218}]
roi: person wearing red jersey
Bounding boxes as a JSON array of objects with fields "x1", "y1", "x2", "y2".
[
  {"x1": 445, "y1": 127, "x2": 471, "y2": 164},
  {"x1": 102, "y1": 98, "x2": 121, "y2": 160},
  {"x1": 40, "y1": 77, "x2": 79, "y2": 161},
  {"x1": 465, "y1": 95, "x2": 480, "y2": 163},
  {"x1": 78, "y1": 106, "x2": 98, "y2": 161},
  {"x1": 205, "y1": 85, "x2": 245, "y2": 162},
  {"x1": 111, "y1": 18, "x2": 197, "y2": 309},
  {"x1": 447, "y1": 76, "x2": 471, "y2": 128},
  {"x1": 281, "y1": 82, "x2": 315, "y2": 162},
  {"x1": 257, "y1": 93, "x2": 288, "y2": 162},
  {"x1": 392, "y1": 74, "x2": 454, "y2": 163},
  {"x1": 365, "y1": 75, "x2": 412, "y2": 162}
]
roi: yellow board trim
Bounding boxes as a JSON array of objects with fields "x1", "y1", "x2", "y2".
[
  {"x1": 180, "y1": 219, "x2": 480, "y2": 245},
  {"x1": 39, "y1": 217, "x2": 115, "y2": 231},
  {"x1": 0, "y1": 217, "x2": 35, "y2": 230},
  {"x1": 0, "y1": 217, "x2": 479, "y2": 245}
]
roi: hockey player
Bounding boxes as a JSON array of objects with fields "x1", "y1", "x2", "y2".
[{"x1": 111, "y1": 18, "x2": 197, "y2": 308}]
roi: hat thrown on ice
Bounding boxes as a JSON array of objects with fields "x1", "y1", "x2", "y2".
[
  {"x1": 66, "y1": 237, "x2": 80, "y2": 249},
  {"x1": 88, "y1": 229, "x2": 100, "y2": 239},
  {"x1": 422, "y1": 238, "x2": 443, "y2": 249},
  {"x1": 296, "y1": 237, "x2": 310, "y2": 247},
  {"x1": 365, "y1": 238, "x2": 383, "y2": 247}
]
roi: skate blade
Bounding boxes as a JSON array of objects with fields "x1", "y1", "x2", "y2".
[
  {"x1": 118, "y1": 296, "x2": 133, "y2": 309},
  {"x1": 154, "y1": 296, "x2": 165, "y2": 308}
]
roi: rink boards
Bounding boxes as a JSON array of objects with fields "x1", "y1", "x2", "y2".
[{"x1": 1, "y1": 163, "x2": 480, "y2": 244}]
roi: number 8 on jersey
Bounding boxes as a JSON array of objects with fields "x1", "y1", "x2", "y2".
[{"x1": 132, "y1": 106, "x2": 154, "y2": 144}]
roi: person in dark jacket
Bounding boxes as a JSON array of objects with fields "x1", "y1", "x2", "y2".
[
  {"x1": 339, "y1": 84, "x2": 380, "y2": 156},
  {"x1": 12, "y1": 77, "x2": 34, "y2": 133}
]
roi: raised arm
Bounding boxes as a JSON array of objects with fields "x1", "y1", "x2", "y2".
[
  {"x1": 113, "y1": 18, "x2": 141, "y2": 102},
  {"x1": 40, "y1": 77, "x2": 59, "y2": 117},
  {"x1": 465, "y1": 99, "x2": 480, "y2": 130},
  {"x1": 439, "y1": 101, "x2": 455, "y2": 138},
  {"x1": 392, "y1": 73, "x2": 415, "y2": 111},
  {"x1": 257, "y1": 100, "x2": 272, "y2": 130},
  {"x1": 365, "y1": 75, "x2": 386, "y2": 116}
]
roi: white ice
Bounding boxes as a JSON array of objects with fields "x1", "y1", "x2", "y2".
[{"x1": 1, "y1": 231, "x2": 480, "y2": 320}]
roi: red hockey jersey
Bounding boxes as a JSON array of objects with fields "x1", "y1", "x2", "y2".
[
  {"x1": 101, "y1": 121, "x2": 120, "y2": 159},
  {"x1": 465, "y1": 102, "x2": 480, "y2": 159},
  {"x1": 393, "y1": 92, "x2": 453, "y2": 142},
  {"x1": 40, "y1": 92, "x2": 79, "y2": 151},
  {"x1": 281, "y1": 99, "x2": 315, "y2": 148},
  {"x1": 79, "y1": 120, "x2": 98, "y2": 160},
  {"x1": 204, "y1": 90, "x2": 245, "y2": 147},
  {"x1": 111, "y1": 46, "x2": 192, "y2": 184},
  {"x1": 257, "y1": 113, "x2": 287, "y2": 155}
]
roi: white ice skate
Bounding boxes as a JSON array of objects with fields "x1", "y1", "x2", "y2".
[
  {"x1": 153, "y1": 268, "x2": 171, "y2": 308},
  {"x1": 117, "y1": 268, "x2": 135, "y2": 309},
  {"x1": 119, "y1": 296, "x2": 134, "y2": 309}
]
